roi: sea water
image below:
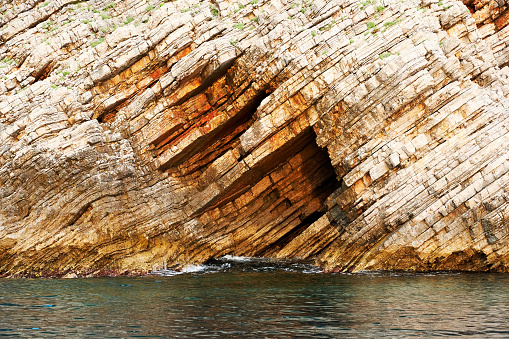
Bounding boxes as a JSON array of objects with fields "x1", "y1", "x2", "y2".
[{"x1": 1, "y1": 257, "x2": 509, "y2": 338}]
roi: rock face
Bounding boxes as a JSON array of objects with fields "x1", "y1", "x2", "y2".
[{"x1": 0, "y1": 0, "x2": 508, "y2": 275}]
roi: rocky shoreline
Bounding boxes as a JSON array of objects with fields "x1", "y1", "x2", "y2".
[{"x1": 0, "y1": 0, "x2": 508, "y2": 275}]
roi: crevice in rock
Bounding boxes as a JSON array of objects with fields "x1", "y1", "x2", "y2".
[
  {"x1": 499, "y1": 60, "x2": 509, "y2": 70},
  {"x1": 96, "y1": 98, "x2": 129, "y2": 123},
  {"x1": 66, "y1": 203, "x2": 92, "y2": 228},
  {"x1": 158, "y1": 85, "x2": 270, "y2": 173},
  {"x1": 32, "y1": 59, "x2": 54, "y2": 82},
  {"x1": 256, "y1": 211, "x2": 323, "y2": 257}
]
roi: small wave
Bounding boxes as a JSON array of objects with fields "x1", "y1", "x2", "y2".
[
  {"x1": 151, "y1": 264, "x2": 207, "y2": 276},
  {"x1": 219, "y1": 255, "x2": 252, "y2": 262},
  {"x1": 149, "y1": 257, "x2": 322, "y2": 276},
  {"x1": 181, "y1": 264, "x2": 206, "y2": 273}
]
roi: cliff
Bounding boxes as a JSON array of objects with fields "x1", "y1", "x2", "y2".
[{"x1": 0, "y1": 0, "x2": 508, "y2": 276}]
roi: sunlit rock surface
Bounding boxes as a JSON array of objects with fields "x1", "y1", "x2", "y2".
[{"x1": 0, "y1": 0, "x2": 508, "y2": 275}]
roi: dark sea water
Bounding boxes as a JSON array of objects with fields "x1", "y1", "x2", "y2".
[{"x1": 1, "y1": 257, "x2": 509, "y2": 338}]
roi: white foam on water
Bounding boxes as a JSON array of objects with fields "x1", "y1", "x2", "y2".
[
  {"x1": 150, "y1": 269, "x2": 181, "y2": 277},
  {"x1": 150, "y1": 264, "x2": 207, "y2": 276},
  {"x1": 181, "y1": 264, "x2": 206, "y2": 273},
  {"x1": 150, "y1": 257, "x2": 322, "y2": 276},
  {"x1": 220, "y1": 255, "x2": 253, "y2": 262}
]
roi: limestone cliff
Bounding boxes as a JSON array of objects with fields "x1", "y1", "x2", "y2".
[{"x1": 0, "y1": 0, "x2": 508, "y2": 276}]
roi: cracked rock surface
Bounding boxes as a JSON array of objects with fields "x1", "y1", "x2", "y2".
[{"x1": 0, "y1": 0, "x2": 508, "y2": 275}]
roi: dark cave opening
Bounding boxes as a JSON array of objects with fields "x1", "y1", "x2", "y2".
[
  {"x1": 253, "y1": 130, "x2": 341, "y2": 257},
  {"x1": 193, "y1": 127, "x2": 341, "y2": 260}
]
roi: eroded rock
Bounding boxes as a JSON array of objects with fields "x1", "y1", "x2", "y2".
[{"x1": 0, "y1": 0, "x2": 508, "y2": 275}]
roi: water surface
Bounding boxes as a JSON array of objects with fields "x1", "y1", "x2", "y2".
[{"x1": 1, "y1": 257, "x2": 508, "y2": 337}]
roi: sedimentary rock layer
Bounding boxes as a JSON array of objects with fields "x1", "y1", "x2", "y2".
[{"x1": 0, "y1": 0, "x2": 508, "y2": 275}]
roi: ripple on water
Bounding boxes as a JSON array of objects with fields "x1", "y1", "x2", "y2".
[{"x1": 1, "y1": 261, "x2": 509, "y2": 337}]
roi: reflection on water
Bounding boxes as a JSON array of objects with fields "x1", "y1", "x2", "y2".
[{"x1": 1, "y1": 258, "x2": 509, "y2": 338}]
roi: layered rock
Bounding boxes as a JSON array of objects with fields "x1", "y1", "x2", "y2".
[{"x1": 0, "y1": 0, "x2": 508, "y2": 275}]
